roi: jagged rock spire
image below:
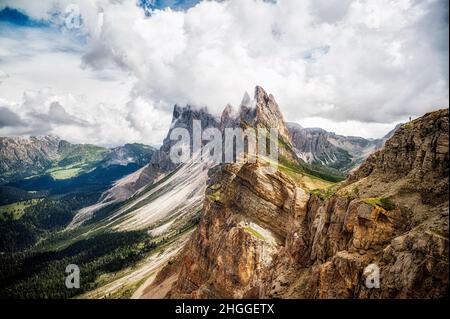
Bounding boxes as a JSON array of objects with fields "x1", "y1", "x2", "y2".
[
  {"x1": 240, "y1": 91, "x2": 252, "y2": 108},
  {"x1": 251, "y1": 85, "x2": 292, "y2": 145}
]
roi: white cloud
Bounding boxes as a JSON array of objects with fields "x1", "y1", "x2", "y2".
[
  {"x1": 0, "y1": 88, "x2": 171, "y2": 146},
  {"x1": 0, "y1": 0, "x2": 448, "y2": 143},
  {"x1": 79, "y1": 0, "x2": 448, "y2": 121},
  {"x1": 296, "y1": 116, "x2": 400, "y2": 139}
]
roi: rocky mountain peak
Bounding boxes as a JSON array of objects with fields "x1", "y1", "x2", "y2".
[
  {"x1": 286, "y1": 122, "x2": 387, "y2": 172},
  {"x1": 235, "y1": 86, "x2": 293, "y2": 145},
  {"x1": 255, "y1": 86, "x2": 292, "y2": 143},
  {"x1": 220, "y1": 104, "x2": 239, "y2": 129},
  {"x1": 240, "y1": 91, "x2": 252, "y2": 108},
  {"x1": 146, "y1": 107, "x2": 448, "y2": 300}
]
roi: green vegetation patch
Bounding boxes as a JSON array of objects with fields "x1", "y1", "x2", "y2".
[
  {"x1": 0, "y1": 199, "x2": 42, "y2": 221},
  {"x1": 208, "y1": 189, "x2": 221, "y2": 202},
  {"x1": 48, "y1": 166, "x2": 86, "y2": 180},
  {"x1": 45, "y1": 143, "x2": 107, "y2": 180},
  {"x1": 363, "y1": 197, "x2": 396, "y2": 211},
  {"x1": 243, "y1": 226, "x2": 265, "y2": 240},
  {"x1": 308, "y1": 184, "x2": 340, "y2": 201},
  {"x1": 278, "y1": 155, "x2": 346, "y2": 183},
  {"x1": 56, "y1": 143, "x2": 107, "y2": 167}
]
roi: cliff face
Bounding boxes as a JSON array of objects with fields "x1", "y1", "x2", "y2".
[
  {"x1": 153, "y1": 105, "x2": 220, "y2": 172},
  {"x1": 150, "y1": 108, "x2": 448, "y2": 299},
  {"x1": 348, "y1": 109, "x2": 449, "y2": 204}
]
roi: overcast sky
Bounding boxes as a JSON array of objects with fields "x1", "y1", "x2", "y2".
[{"x1": 0, "y1": 0, "x2": 448, "y2": 145}]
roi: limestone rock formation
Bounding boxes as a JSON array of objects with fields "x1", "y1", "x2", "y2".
[{"x1": 148, "y1": 107, "x2": 448, "y2": 299}]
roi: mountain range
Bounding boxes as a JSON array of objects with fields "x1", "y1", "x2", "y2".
[
  {"x1": 0, "y1": 87, "x2": 447, "y2": 299},
  {"x1": 287, "y1": 123, "x2": 396, "y2": 172},
  {"x1": 0, "y1": 136, "x2": 156, "y2": 185}
]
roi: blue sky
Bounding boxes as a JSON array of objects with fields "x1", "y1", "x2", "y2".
[
  {"x1": 0, "y1": 6, "x2": 48, "y2": 26},
  {"x1": 0, "y1": 0, "x2": 448, "y2": 145},
  {"x1": 139, "y1": 0, "x2": 201, "y2": 11}
]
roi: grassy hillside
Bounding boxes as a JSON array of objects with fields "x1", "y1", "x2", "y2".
[
  {"x1": 0, "y1": 199, "x2": 42, "y2": 221},
  {"x1": 276, "y1": 136, "x2": 346, "y2": 184},
  {"x1": 46, "y1": 143, "x2": 107, "y2": 180}
]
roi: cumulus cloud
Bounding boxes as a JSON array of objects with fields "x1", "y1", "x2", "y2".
[
  {"x1": 78, "y1": 0, "x2": 448, "y2": 123},
  {"x1": 28, "y1": 101, "x2": 89, "y2": 126},
  {"x1": 0, "y1": 106, "x2": 24, "y2": 128},
  {"x1": 0, "y1": 89, "x2": 170, "y2": 146},
  {"x1": 0, "y1": 0, "x2": 448, "y2": 142},
  {"x1": 0, "y1": 70, "x2": 9, "y2": 84}
]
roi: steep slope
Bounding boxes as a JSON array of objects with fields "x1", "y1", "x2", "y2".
[
  {"x1": 62, "y1": 106, "x2": 221, "y2": 298},
  {"x1": 96, "y1": 105, "x2": 219, "y2": 202},
  {"x1": 149, "y1": 108, "x2": 448, "y2": 299}
]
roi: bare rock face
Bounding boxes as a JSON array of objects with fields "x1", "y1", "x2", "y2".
[
  {"x1": 166, "y1": 161, "x2": 307, "y2": 298},
  {"x1": 149, "y1": 106, "x2": 448, "y2": 299},
  {"x1": 251, "y1": 86, "x2": 292, "y2": 145},
  {"x1": 114, "y1": 105, "x2": 220, "y2": 198},
  {"x1": 152, "y1": 104, "x2": 220, "y2": 172},
  {"x1": 348, "y1": 109, "x2": 449, "y2": 204},
  {"x1": 221, "y1": 87, "x2": 293, "y2": 145},
  {"x1": 0, "y1": 135, "x2": 61, "y2": 183}
]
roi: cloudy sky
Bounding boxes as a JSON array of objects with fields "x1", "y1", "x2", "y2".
[{"x1": 0, "y1": 0, "x2": 448, "y2": 146}]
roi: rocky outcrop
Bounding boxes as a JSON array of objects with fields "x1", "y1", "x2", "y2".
[
  {"x1": 151, "y1": 108, "x2": 448, "y2": 299},
  {"x1": 348, "y1": 109, "x2": 449, "y2": 204},
  {"x1": 165, "y1": 161, "x2": 303, "y2": 298},
  {"x1": 221, "y1": 87, "x2": 299, "y2": 164}
]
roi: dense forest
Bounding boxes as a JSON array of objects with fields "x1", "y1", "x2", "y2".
[
  {"x1": 0, "y1": 186, "x2": 43, "y2": 206},
  {"x1": 0, "y1": 193, "x2": 100, "y2": 252},
  {"x1": 0, "y1": 231, "x2": 155, "y2": 298}
]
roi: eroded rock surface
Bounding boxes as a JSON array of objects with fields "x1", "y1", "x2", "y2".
[{"x1": 147, "y1": 107, "x2": 448, "y2": 299}]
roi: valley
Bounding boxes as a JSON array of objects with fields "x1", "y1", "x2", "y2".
[{"x1": 0, "y1": 87, "x2": 447, "y2": 299}]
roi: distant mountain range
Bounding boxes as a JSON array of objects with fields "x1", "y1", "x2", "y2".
[
  {"x1": 0, "y1": 87, "x2": 447, "y2": 300},
  {"x1": 0, "y1": 136, "x2": 156, "y2": 185},
  {"x1": 287, "y1": 123, "x2": 398, "y2": 172},
  {"x1": 0, "y1": 110, "x2": 391, "y2": 187}
]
